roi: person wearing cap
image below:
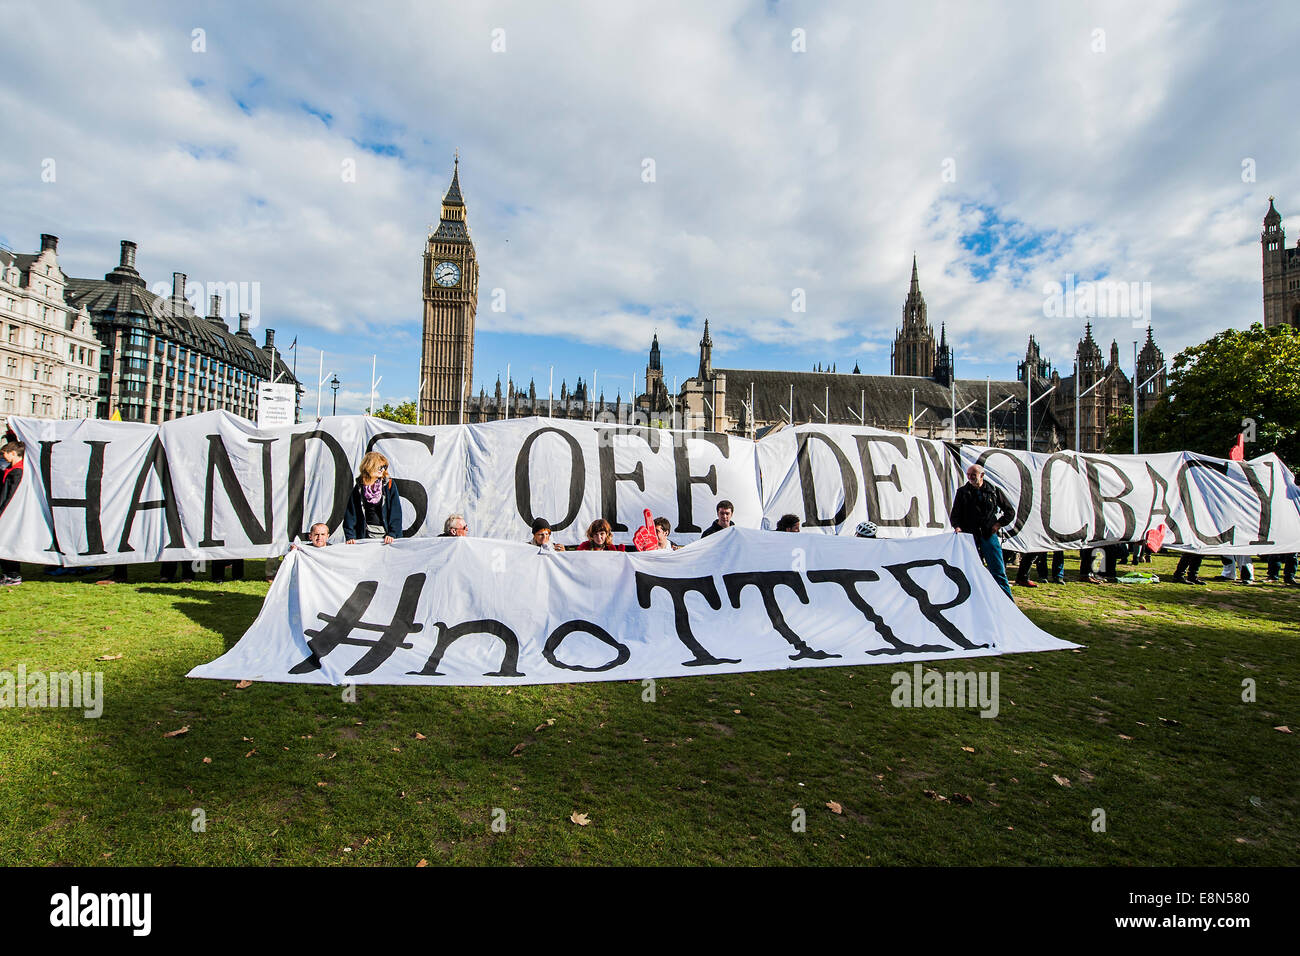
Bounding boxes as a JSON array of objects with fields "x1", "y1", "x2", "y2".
[{"x1": 529, "y1": 517, "x2": 565, "y2": 551}]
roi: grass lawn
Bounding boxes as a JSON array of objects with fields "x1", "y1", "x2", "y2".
[{"x1": 0, "y1": 551, "x2": 1295, "y2": 866}]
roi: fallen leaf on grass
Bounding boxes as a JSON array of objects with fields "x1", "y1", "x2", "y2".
[
  {"x1": 234, "y1": 679, "x2": 252, "y2": 689},
  {"x1": 416, "y1": 859, "x2": 428, "y2": 867},
  {"x1": 570, "y1": 811, "x2": 590, "y2": 826},
  {"x1": 244, "y1": 749, "x2": 256, "y2": 758},
  {"x1": 96, "y1": 654, "x2": 122, "y2": 661},
  {"x1": 922, "y1": 790, "x2": 949, "y2": 802},
  {"x1": 162, "y1": 726, "x2": 189, "y2": 738},
  {"x1": 510, "y1": 742, "x2": 527, "y2": 756},
  {"x1": 1052, "y1": 775, "x2": 1070, "y2": 787},
  {"x1": 1118, "y1": 734, "x2": 1133, "y2": 740},
  {"x1": 1275, "y1": 726, "x2": 1292, "y2": 734},
  {"x1": 534, "y1": 718, "x2": 555, "y2": 732},
  {"x1": 317, "y1": 781, "x2": 328, "y2": 787},
  {"x1": 202, "y1": 757, "x2": 211, "y2": 764},
  {"x1": 414, "y1": 733, "x2": 426, "y2": 740},
  {"x1": 826, "y1": 801, "x2": 843, "y2": 814},
  {"x1": 961, "y1": 746, "x2": 975, "y2": 753},
  {"x1": 951, "y1": 793, "x2": 974, "y2": 805}
]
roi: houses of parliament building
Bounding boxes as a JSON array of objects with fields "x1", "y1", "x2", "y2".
[{"x1": 420, "y1": 172, "x2": 1300, "y2": 449}]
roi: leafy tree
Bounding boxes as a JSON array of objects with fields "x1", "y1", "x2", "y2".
[
  {"x1": 1105, "y1": 323, "x2": 1300, "y2": 467},
  {"x1": 372, "y1": 401, "x2": 417, "y2": 425}
]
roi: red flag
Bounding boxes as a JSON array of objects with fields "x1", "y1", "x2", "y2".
[
  {"x1": 632, "y1": 509, "x2": 658, "y2": 551},
  {"x1": 1144, "y1": 524, "x2": 1167, "y2": 553},
  {"x1": 1229, "y1": 433, "x2": 1245, "y2": 461}
]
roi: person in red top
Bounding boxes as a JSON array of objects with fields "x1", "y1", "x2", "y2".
[
  {"x1": 577, "y1": 518, "x2": 637, "y2": 551},
  {"x1": 0, "y1": 441, "x2": 25, "y2": 585}
]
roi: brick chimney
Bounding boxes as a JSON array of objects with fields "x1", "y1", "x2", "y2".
[{"x1": 40, "y1": 234, "x2": 58, "y2": 253}]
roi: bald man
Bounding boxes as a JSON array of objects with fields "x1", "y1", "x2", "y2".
[{"x1": 950, "y1": 463, "x2": 1016, "y2": 600}]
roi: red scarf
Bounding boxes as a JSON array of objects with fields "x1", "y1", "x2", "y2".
[{"x1": 2, "y1": 458, "x2": 22, "y2": 483}]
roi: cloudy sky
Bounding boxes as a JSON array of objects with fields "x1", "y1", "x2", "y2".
[{"x1": 1, "y1": 0, "x2": 1295, "y2": 414}]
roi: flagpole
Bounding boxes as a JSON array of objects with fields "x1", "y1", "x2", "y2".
[
  {"x1": 316, "y1": 351, "x2": 323, "y2": 420},
  {"x1": 291, "y1": 339, "x2": 299, "y2": 423},
  {"x1": 548, "y1": 366, "x2": 554, "y2": 418},
  {"x1": 506, "y1": 362, "x2": 511, "y2": 421}
]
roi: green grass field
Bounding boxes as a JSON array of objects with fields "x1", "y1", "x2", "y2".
[{"x1": 0, "y1": 552, "x2": 1295, "y2": 866}]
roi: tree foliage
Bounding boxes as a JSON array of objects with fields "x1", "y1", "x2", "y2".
[
  {"x1": 1106, "y1": 323, "x2": 1300, "y2": 467},
  {"x1": 372, "y1": 401, "x2": 418, "y2": 425}
]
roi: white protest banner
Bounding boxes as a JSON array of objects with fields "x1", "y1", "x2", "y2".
[
  {"x1": 187, "y1": 528, "x2": 1078, "y2": 686},
  {"x1": 758, "y1": 424, "x2": 1300, "y2": 555},
  {"x1": 3, "y1": 414, "x2": 1297, "y2": 565}
]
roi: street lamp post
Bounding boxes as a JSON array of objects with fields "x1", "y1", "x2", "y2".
[{"x1": 330, "y1": 374, "x2": 340, "y2": 415}]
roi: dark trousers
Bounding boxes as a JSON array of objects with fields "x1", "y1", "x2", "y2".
[
  {"x1": 0, "y1": 559, "x2": 18, "y2": 576},
  {"x1": 1014, "y1": 552, "x2": 1048, "y2": 583},
  {"x1": 160, "y1": 561, "x2": 196, "y2": 583},
  {"x1": 1174, "y1": 553, "x2": 1203, "y2": 579},
  {"x1": 211, "y1": 559, "x2": 245, "y2": 582},
  {"x1": 1266, "y1": 553, "x2": 1298, "y2": 582}
]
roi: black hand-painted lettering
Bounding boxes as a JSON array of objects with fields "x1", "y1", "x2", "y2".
[
  {"x1": 854, "y1": 434, "x2": 919, "y2": 527},
  {"x1": 598, "y1": 426, "x2": 660, "y2": 533},
  {"x1": 806, "y1": 568, "x2": 951, "y2": 655},
  {"x1": 200, "y1": 434, "x2": 276, "y2": 547},
  {"x1": 367, "y1": 431, "x2": 437, "y2": 537},
  {"x1": 795, "y1": 432, "x2": 858, "y2": 529},
  {"x1": 291, "y1": 572, "x2": 426, "y2": 676},
  {"x1": 40, "y1": 439, "x2": 107, "y2": 556},
  {"x1": 673, "y1": 432, "x2": 728, "y2": 534},
  {"x1": 118, "y1": 436, "x2": 184, "y2": 552},
  {"x1": 408, "y1": 619, "x2": 523, "y2": 678},
  {"x1": 288, "y1": 430, "x2": 352, "y2": 542},
  {"x1": 634, "y1": 571, "x2": 737, "y2": 666},
  {"x1": 515, "y1": 427, "x2": 584, "y2": 533},
  {"x1": 543, "y1": 620, "x2": 631, "y2": 672},
  {"x1": 883, "y1": 558, "x2": 988, "y2": 650},
  {"x1": 722, "y1": 570, "x2": 839, "y2": 660}
]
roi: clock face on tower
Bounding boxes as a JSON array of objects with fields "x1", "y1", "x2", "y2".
[{"x1": 434, "y1": 261, "x2": 461, "y2": 287}]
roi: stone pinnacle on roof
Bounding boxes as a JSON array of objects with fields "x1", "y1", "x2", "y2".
[
  {"x1": 910, "y1": 253, "x2": 920, "y2": 295},
  {"x1": 443, "y1": 153, "x2": 464, "y2": 207},
  {"x1": 1264, "y1": 196, "x2": 1282, "y2": 227}
]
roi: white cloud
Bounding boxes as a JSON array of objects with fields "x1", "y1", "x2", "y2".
[{"x1": 1, "y1": 0, "x2": 1296, "y2": 395}]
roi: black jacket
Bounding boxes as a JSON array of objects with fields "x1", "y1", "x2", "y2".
[
  {"x1": 701, "y1": 520, "x2": 730, "y2": 538},
  {"x1": 0, "y1": 460, "x2": 22, "y2": 518},
  {"x1": 949, "y1": 481, "x2": 1015, "y2": 538},
  {"x1": 342, "y1": 477, "x2": 403, "y2": 541}
]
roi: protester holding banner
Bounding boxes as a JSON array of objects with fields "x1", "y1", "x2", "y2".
[
  {"x1": 653, "y1": 517, "x2": 681, "y2": 551},
  {"x1": 855, "y1": 521, "x2": 878, "y2": 539},
  {"x1": 529, "y1": 517, "x2": 565, "y2": 552},
  {"x1": 440, "y1": 515, "x2": 469, "y2": 537},
  {"x1": 776, "y1": 514, "x2": 801, "y2": 532},
  {"x1": 578, "y1": 518, "x2": 635, "y2": 551},
  {"x1": 949, "y1": 464, "x2": 1015, "y2": 600},
  {"x1": 343, "y1": 452, "x2": 402, "y2": 544},
  {"x1": 0, "y1": 441, "x2": 24, "y2": 585},
  {"x1": 701, "y1": 500, "x2": 735, "y2": 538},
  {"x1": 1265, "y1": 552, "x2": 1297, "y2": 585}
]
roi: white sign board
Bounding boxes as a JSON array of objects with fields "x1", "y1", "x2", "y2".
[{"x1": 257, "y1": 382, "x2": 296, "y2": 429}]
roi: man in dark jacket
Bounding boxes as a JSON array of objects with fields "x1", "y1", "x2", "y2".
[{"x1": 949, "y1": 463, "x2": 1015, "y2": 599}]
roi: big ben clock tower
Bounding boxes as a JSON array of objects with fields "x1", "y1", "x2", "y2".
[{"x1": 420, "y1": 155, "x2": 479, "y2": 425}]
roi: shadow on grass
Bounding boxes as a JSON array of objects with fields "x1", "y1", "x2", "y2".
[{"x1": 136, "y1": 586, "x2": 267, "y2": 652}]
